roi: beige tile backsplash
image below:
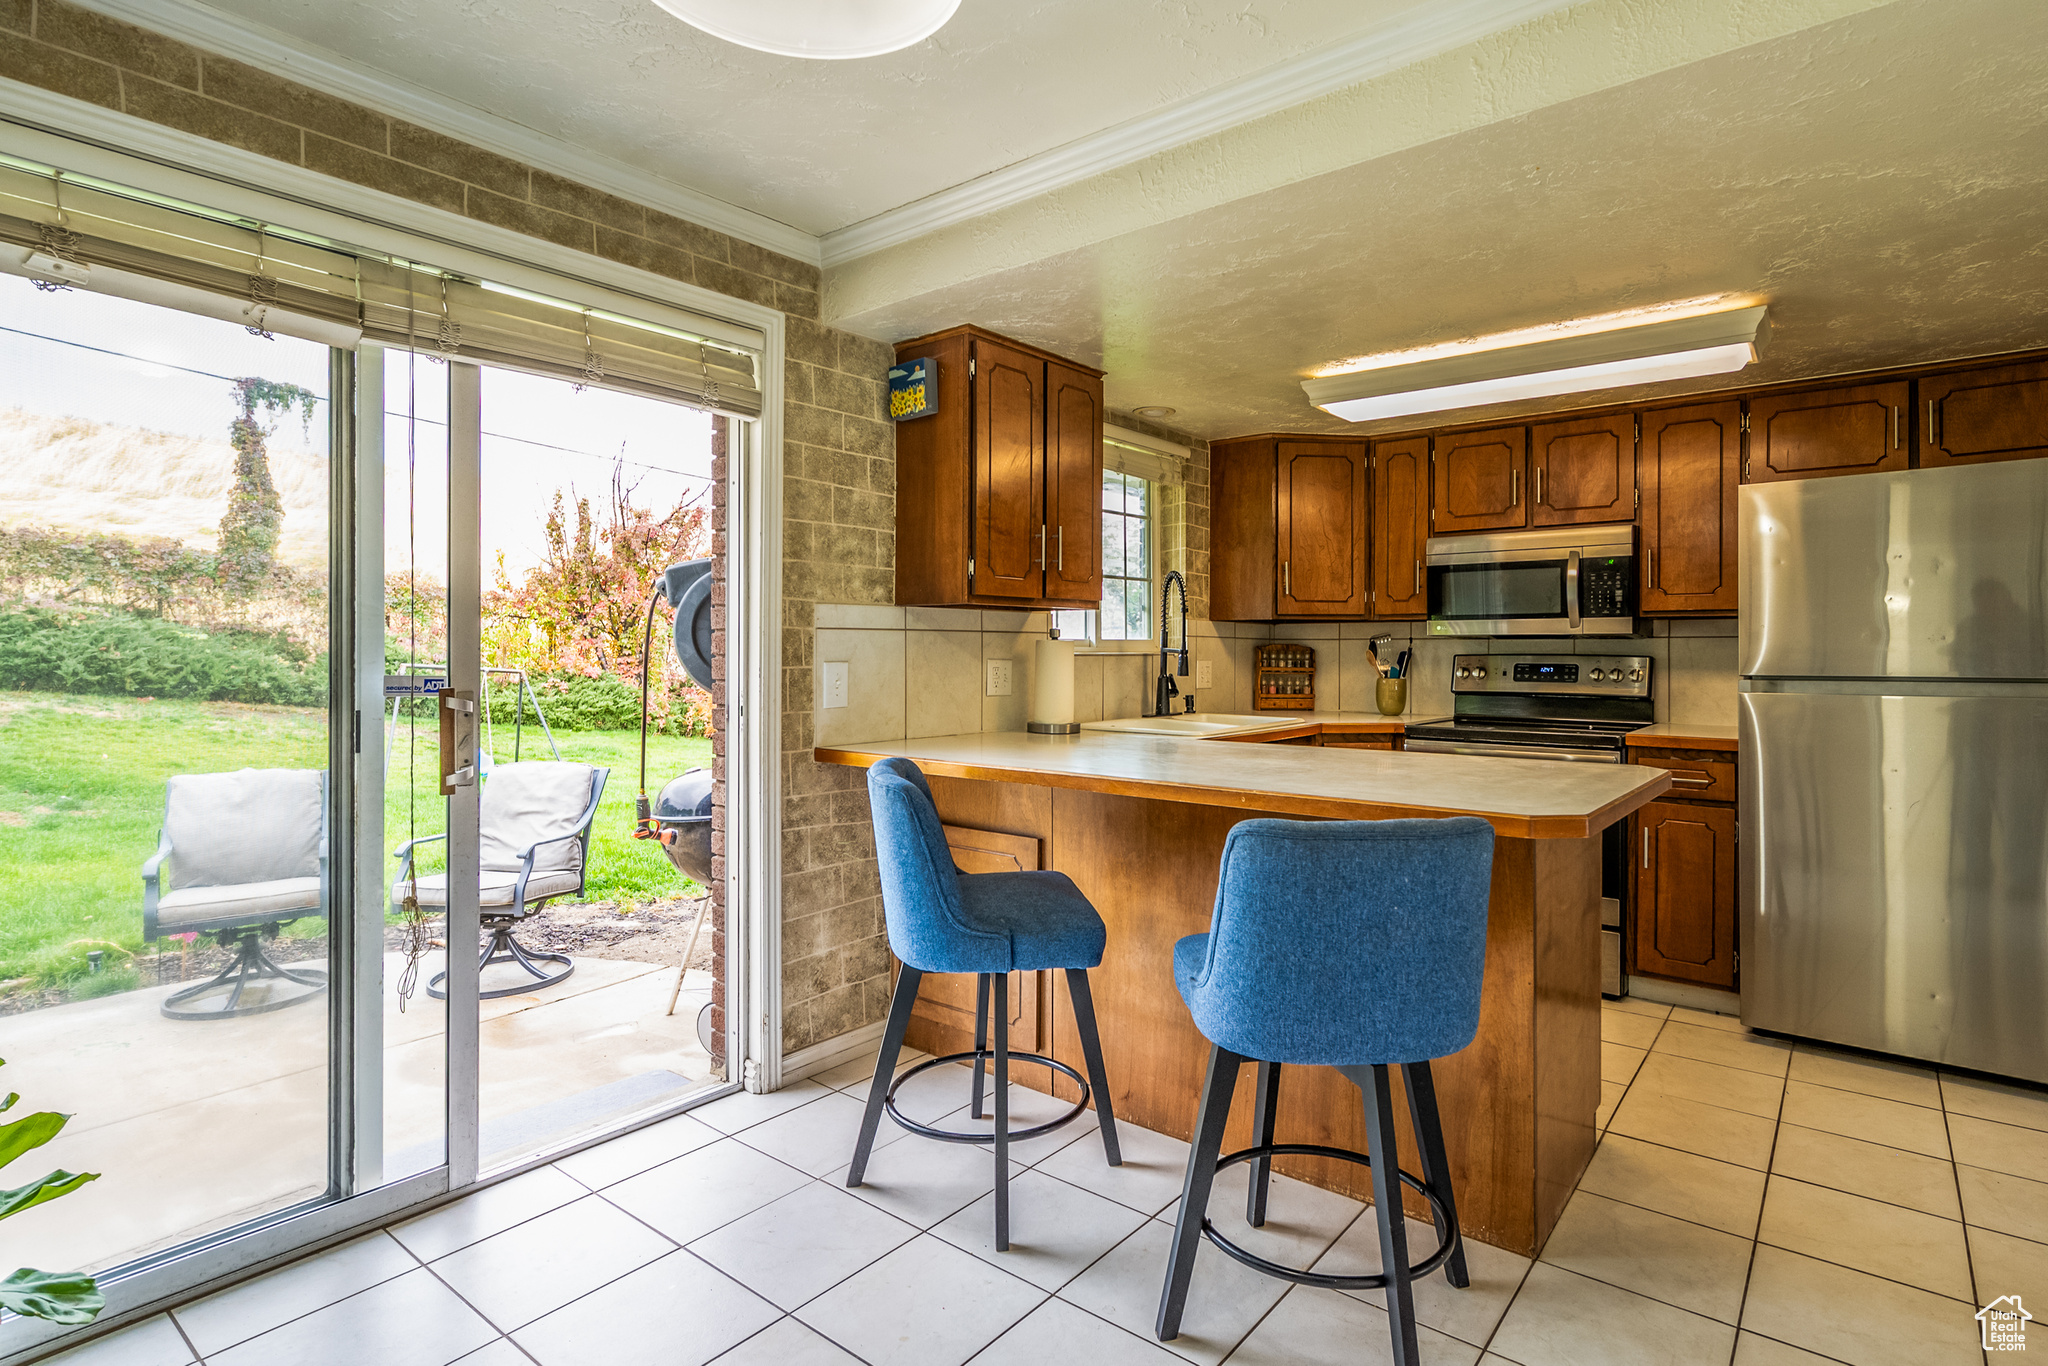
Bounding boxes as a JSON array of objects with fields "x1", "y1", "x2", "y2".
[{"x1": 814, "y1": 604, "x2": 1739, "y2": 743}]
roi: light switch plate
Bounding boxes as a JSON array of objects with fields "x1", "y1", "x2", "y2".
[
  {"x1": 985, "y1": 658, "x2": 1014, "y2": 697},
  {"x1": 1196, "y1": 660, "x2": 1214, "y2": 689},
  {"x1": 821, "y1": 661, "x2": 849, "y2": 709}
]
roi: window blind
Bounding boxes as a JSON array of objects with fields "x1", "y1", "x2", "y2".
[
  {"x1": 0, "y1": 156, "x2": 763, "y2": 417},
  {"x1": 1103, "y1": 422, "x2": 1188, "y2": 486}
]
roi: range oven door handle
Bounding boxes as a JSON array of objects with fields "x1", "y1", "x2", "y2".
[
  {"x1": 1566, "y1": 549, "x2": 1581, "y2": 630},
  {"x1": 1401, "y1": 738, "x2": 1619, "y2": 763}
]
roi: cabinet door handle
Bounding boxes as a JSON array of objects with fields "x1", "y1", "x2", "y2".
[
  {"x1": 1535, "y1": 465, "x2": 1544, "y2": 505},
  {"x1": 1283, "y1": 561, "x2": 1291, "y2": 598},
  {"x1": 1668, "y1": 772, "x2": 1713, "y2": 787},
  {"x1": 1414, "y1": 560, "x2": 1421, "y2": 596},
  {"x1": 1891, "y1": 405, "x2": 1900, "y2": 449},
  {"x1": 1510, "y1": 468, "x2": 1520, "y2": 507},
  {"x1": 1056, "y1": 525, "x2": 1064, "y2": 571},
  {"x1": 1928, "y1": 398, "x2": 1939, "y2": 446},
  {"x1": 1643, "y1": 828, "x2": 1650, "y2": 869},
  {"x1": 1037, "y1": 524, "x2": 1046, "y2": 567}
]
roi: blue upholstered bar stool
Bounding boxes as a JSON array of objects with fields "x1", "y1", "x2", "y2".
[
  {"x1": 1156, "y1": 816, "x2": 1495, "y2": 1366},
  {"x1": 849, "y1": 757, "x2": 1122, "y2": 1250}
]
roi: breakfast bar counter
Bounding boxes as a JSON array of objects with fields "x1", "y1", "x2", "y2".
[{"x1": 817, "y1": 731, "x2": 1670, "y2": 1256}]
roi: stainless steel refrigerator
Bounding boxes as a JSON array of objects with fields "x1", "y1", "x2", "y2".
[{"x1": 1740, "y1": 459, "x2": 2048, "y2": 1083}]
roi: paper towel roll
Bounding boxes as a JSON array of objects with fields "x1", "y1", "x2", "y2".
[{"x1": 1031, "y1": 638, "x2": 1078, "y2": 731}]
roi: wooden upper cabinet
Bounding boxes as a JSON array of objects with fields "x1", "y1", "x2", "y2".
[
  {"x1": 1747, "y1": 380, "x2": 1910, "y2": 482},
  {"x1": 1370, "y1": 436, "x2": 1430, "y2": 617},
  {"x1": 1919, "y1": 360, "x2": 2048, "y2": 468},
  {"x1": 1530, "y1": 414, "x2": 1634, "y2": 527},
  {"x1": 1632, "y1": 798, "x2": 1738, "y2": 988},
  {"x1": 893, "y1": 324, "x2": 1104, "y2": 609},
  {"x1": 1044, "y1": 361, "x2": 1104, "y2": 602},
  {"x1": 1433, "y1": 425, "x2": 1526, "y2": 533},
  {"x1": 1639, "y1": 402, "x2": 1740, "y2": 615},
  {"x1": 971, "y1": 337, "x2": 1045, "y2": 600},
  {"x1": 1277, "y1": 441, "x2": 1367, "y2": 616},
  {"x1": 1208, "y1": 438, "x2": 1278, "y2": 621}
]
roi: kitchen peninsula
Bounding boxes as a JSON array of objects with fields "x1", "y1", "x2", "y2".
[{"x1": 817, "y1": 731, "x2": 1670, "y2": 1256}]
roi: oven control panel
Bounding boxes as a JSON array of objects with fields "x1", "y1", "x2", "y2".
[{"x1": 1450, "y1": 653, "x2": 1652, "y2": 697}]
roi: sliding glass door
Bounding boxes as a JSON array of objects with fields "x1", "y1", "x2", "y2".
[
  {"x1": 0, "y1": 272, "x2": 351, "y2": 1271},
  {"x1": 0, "y1": 154, "x2": 748, "y2": 1357}
]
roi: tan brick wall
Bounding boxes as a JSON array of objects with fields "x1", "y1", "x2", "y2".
[
  {"x1": 0, "y1": 0, "x2": 899, "y2": 1056},
  {"x1": 778, "y1": 322, "x2": 897, "y2": 1052}
]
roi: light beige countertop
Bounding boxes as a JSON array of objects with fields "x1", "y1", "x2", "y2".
[
  {"x1": 817, "y1": 729, "x2": 1669, "y2": 839},
  {"x1": 1625, "y1": 722, "x2": 1740, "y2": 751}
]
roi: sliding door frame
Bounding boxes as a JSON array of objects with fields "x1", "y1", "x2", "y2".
[{"x1": 0, "y1": 99, "x2": 789, "y2": 1363}]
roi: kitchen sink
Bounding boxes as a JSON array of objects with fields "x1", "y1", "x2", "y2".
[{"x1": 1081, "y1": 713, "x2": 1300, "y2": 739}]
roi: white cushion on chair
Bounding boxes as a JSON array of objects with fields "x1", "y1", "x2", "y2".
[
  {"x1": 395, "y1": 869, "x2": 582, "y2": 910},
  {"x1": 478, "y1": 763, "x2": 597, "y2": 874},
  {"x1": 163, "y1": 769, "x2": 323, "y2": 890},
  {"x1": 157, "y1": 876, "x2": 324, "y2": 929}
]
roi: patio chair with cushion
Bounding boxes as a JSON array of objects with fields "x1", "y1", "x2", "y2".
[
  {"x1": 143, "y1": 768, "x2": 328, "y2": 1021},
  {"x1": 392, "y1": 761, "x2": 609, "y2": 1000}
]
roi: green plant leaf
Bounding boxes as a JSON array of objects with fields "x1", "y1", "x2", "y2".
[
  {"x1": 0, "y1": 1111, "x2": 67, "y2": 1171},
  {"x1": 0, "y1": 1268, "x2": 104, "y2": 1325},
  {"x1": 0, "y1": 1170, "x2": 98, "y2": 1222}
]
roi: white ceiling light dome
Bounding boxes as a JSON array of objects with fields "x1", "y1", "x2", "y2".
[{"x1": 653, "y1": 0, "x2": 961, "y2": 59}]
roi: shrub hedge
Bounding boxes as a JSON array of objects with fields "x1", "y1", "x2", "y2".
[{"x1": 0, "y1": 609, "x2": 326, "y2": 706}]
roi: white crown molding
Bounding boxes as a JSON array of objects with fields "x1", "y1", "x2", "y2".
[
  {"x1": 820, "y1": 0, "x2": 1577, "y2": 267},
  {"x1": 70, "y1": 0, "x2": 823, "y2": 265}
]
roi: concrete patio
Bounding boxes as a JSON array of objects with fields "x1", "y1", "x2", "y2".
[{"x1": 1, "y1": 951, "x2": 719, "y2": 1276}]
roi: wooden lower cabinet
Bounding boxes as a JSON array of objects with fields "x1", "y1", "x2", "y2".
[{"x1": 1630, "y1": 794, "x2": 1738, "y2": 989}]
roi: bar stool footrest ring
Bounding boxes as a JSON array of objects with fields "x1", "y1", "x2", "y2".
[
  {"x1": 1201, "y1": 1142, "x2": 1461, "y2": 1291},
  {"x1": 885, "y1": 1050, "x2": 1092, "y2": 1144}
]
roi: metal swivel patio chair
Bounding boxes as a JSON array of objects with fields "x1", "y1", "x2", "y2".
[
  {"x1": 142, "y1": 768, "x2": 328, "y2": 1020},
  {"x1": 392, "y1": 761, "x2": 608, "y2": 1000}
]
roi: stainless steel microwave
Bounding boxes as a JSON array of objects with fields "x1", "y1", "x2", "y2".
[{"x1": 1426, "y1": 524, "x2": 1637, "y2": 636}]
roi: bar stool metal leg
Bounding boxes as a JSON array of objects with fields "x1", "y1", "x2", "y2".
[
  {"x1": 1357, "y1": 1063, "x2": 1420, "y2": 1365},
  {"x1": 993, "y1": 970, "x2": 1011, "y2": 1251},
  {"x1": 971, "y1": 972, "x2": 992, "y2": 1120},
  {"x1": 849, "y1": 965, "x2": 922, "y2": 1187},
  {"x1": 1246, "y1": 1060, "x2": 1280, "y2": 1226},
  {"x1": 1157, "y1": 1044, "x2": 1244, "y2": 1340},
  {"x1": 1403, "y1": 1060, "x2": 1469, "y2": 1289},
  {"x1": 1066, "y1": 968, "x2": 1123, "y2": 1166}
]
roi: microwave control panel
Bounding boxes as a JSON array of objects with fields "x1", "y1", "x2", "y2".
[{"x1": 1580, "y1": 557, "x2": 1634, "y2": 617}]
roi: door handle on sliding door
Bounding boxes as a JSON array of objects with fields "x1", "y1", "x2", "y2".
[{"x1": 440, "y1": 689, "x2": 478, "y2": 793}]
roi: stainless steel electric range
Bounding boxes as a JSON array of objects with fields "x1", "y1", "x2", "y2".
[{"x1": 1404, "y1": 653, "x2": 1654, "y2": 995}]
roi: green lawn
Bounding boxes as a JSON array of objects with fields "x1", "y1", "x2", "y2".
[{"x1": 0, "y1": 690, "x2": 711, "y2": 990}]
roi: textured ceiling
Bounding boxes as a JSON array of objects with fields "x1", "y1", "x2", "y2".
[
  {"x1": 826, "y1": 0, "x2": 2048, "y2": 441},
  {"x1": 190, "y1": 0, "x2": 1446, "y2": 235}
]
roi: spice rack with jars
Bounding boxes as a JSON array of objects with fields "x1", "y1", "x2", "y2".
[{"x1": 1254, "y1": 643, "x2": 1317, "y2": 710}]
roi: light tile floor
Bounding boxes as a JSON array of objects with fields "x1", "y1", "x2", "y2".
[{"x1": 52, "y1": 1003, "x2": 2048, "y2": 1366}]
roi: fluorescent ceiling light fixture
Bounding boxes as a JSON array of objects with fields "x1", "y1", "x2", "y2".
[
  {"x1": 1304, "y1": 304, "x2": 1770, "y2": 423},
  {"x1": 652, "y1": 0, "x2": 960, "y2": 59}
]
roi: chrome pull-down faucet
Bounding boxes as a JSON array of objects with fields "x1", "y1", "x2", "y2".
[{"x1": 1155, "y1": 570, "x2": 1191, "y2": 716}]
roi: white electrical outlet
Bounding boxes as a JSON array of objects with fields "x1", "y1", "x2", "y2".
[
  {"x1": 1196, "y1": 660, "x2": 1214, "y2": 690},
  {"x1": 821, "y1": 661, "x2": 849, "y2": 709},
  {"x1": 985, "y1": 658, "x2": 1014, "y2": 696}
]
